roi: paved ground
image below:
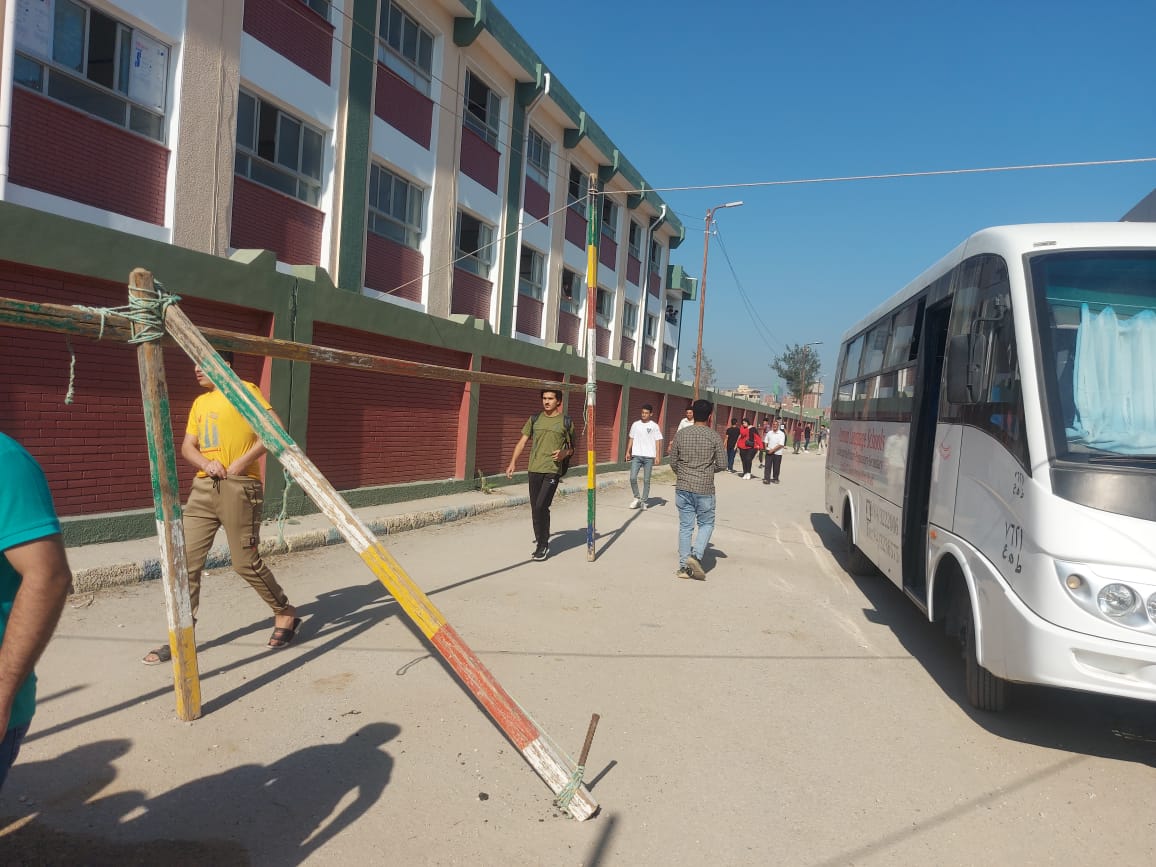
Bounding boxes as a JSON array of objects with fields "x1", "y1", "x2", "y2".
[{"x1": 3, "y1": 451, "x2": 1155, "y2": 865}]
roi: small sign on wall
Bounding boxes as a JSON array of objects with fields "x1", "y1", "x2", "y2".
[{"x1": 128, "y1": 31, "x2": 168, "y2": 113}]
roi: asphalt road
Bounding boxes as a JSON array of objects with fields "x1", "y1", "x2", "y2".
[{"x1": 3, "y1": 451, "x2": 1154, "y2": 865}]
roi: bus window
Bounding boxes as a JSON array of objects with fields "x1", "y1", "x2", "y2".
[
  {"x1": 886, "y1": 302, "x2": 919, "y2": 367},
  {"x1": 844, "y1": 334, "x2": 864, "y2": 380},
  {"x1": 861, "y1": 323, "x2": 889, "y2": 376}
]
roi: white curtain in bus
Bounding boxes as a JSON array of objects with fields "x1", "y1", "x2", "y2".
[{"x1": 1072, "y1": 304, "x2": 1156, "y2": 454}]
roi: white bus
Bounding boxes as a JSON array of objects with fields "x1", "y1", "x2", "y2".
[{"x1": 825, "y1": 223, "x2": 1156, "y2": 711}]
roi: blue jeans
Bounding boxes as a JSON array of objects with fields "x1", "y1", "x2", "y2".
[
  {"x1": 629, "y1": 456, "x2": 655, "y2": 500},
  {"x1": 676, "y1": 490, "x2": 715, "y2": 567},
  {"x1": 0, "y1": 723, "x2": 30, "y2": 793}
]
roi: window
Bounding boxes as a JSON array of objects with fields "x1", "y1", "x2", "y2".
[
  {"x1": 884, "y1": 300, "x2": 922, "y2": 367},
  {"x1": 601, "y1": 198, "x2": 619, "y2": 242},
  {"x1": 302, "y1": 0, "x2": 331, "y2": 20},
  {"x1": 623, "y1": 301, "x2": 638, "y2": 332},
  {"x1": 378, "y1": 1, "x2": 433, "y2": 95},
  {"x1": 662, "y1": 345, "x2": 676, "y2": 374},
  {"x1": 526, "y1": 128, "x2": 550, "y2": 188},
  {"x1": 568, "y1": 164, "x2": 589, "y2": 213},
  {"x1": 519, "y1": 246, "x2": 544, "y2": 300},
  {"x1": 236, "y1": 90, "x2": 324, "y2": 206},
  {"x1": 368, "y1": 164, "x2": 424, "y2": 248},
  {"x1": 645, "y1": 314, "x2": 658, "y2": 341},
  {"x1": 860, "y1": 322, "x2": 890, "y2": 376},
  {"x1": 649, "y1": 238, "x2": 664, "y2": 269},
  {"x1": 463, "y1": 70, "x2": 500, "y2": 148},
  {"x1": 13, "y1": 0, "x2": 169, "y2": 142},
  {"x1": 628, "y1": 221, "x2": 642, "y2": 260},
  {"x1": 596, "y1": 288, "x2": 612, "y2": 323},
  {"x1": 560, "y1": 268, "x2": 582, "y2": 314},
  {"x1": 455, "y1": 211, "x2": 494, "y2": 276}
]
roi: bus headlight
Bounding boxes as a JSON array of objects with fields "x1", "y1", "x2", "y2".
[{"x1": 1097, "y1": 584, "x2": 1139, "y2": 618}]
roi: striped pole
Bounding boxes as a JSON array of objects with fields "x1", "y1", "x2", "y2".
[
  {"x1": 584, "y1": 174, "x2": 599, "y2": 562},
  {"x1": 150, "y1": 275, "x2": 597, "y2": 820},
  {"x1": 129, "y1": 271, "x2": 201, "y2": 720}
]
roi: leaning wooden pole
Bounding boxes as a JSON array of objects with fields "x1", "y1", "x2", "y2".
[
  {"x1": 583, "y1": 174, "x2": 599, "y2": 562},
  {"x1": 128, "y1": 270, "x2": 201, "y2": 721},
  {"x1": 145, "y1": 274, "x2": 597, "y2": 820}
]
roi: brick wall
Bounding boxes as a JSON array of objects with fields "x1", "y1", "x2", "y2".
[
  {"x1": 596, "y1": 327, "x2": 610, "y2": 358},
  {"x1": 375, "y1": 63, "x2": 432, "y2": 148},
  {"x1": 9, "y1": 90, "x2": 168, "y2": 225},
  {"x1": 365, "y1": 231, "x2": 423, "y2": 302},
  {"x1": 243, "y1": 0, "x2": 334, "y2": 84},
  {"x1": 231, "y1": 176, "x2": 324, "y2": 265},
  {"x1": 306, "y1": 323, "x2": 468, "y2": 489},
  {"x1": 516, "y1": 294, "x2": 543, "y2": 337},
  {"x1": 451, "y1": 267, "x2": 492, "y2": 320},
  {"x1": 459, "y1": 126, "x2": 499, "y2": 193},
  {"x1": 627, "y1": 388, "x2": 665, "y2": 430},
  {"x1": 523, "y1": 178, "x2": 550, "y2": 223},
  {"x1": 599, "y1": 236, "x2": 617, "y2": 270},
  {"x1": 642, "y1": 344, "x2": 656, "y2": 372},
  {"x1": 0, "y1": 260, "x2": 270, "y2": 516},
  {"x1": 627, "y1": 255, "x2": 641, "y2": 286},
  {"x1": 571, "y1": 377, "x2": 621, "y2": 462},
  {"x1": 565, "y1": 208, "x2": 587, "y2": 249},
  {"x1": 473, "y1": 359, "x2": 564, "y2": 478},
  {"x1": 557, "y1": 312, "x2": 581, "y2": 349},
  {"x1": 619, "y1": 336, "x2": 635, "y2": 363}
]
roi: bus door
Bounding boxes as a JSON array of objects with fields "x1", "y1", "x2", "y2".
[{"x1": 901, "y1": 298, "x2": 951, "y2": 603}]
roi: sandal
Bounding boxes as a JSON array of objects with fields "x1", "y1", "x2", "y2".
[
  {"x1": 142, "y1": 645, "x2": 172, "y2": 665},
  {"x1": 267, "y1": 617, "x2": 302, "y2": 649}
]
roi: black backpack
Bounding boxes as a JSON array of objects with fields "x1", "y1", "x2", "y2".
[{"x1": 533, "y1": 412, "x2": 575, "y2": 477}]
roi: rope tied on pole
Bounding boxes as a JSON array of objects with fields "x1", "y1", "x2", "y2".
[
  {"x1": 73, "y1": 283, "x2": 182, "y2": 345},
  {"x1": 554, "y1": 765, "x2": 586, "y2": 811},
  {"x1": 583, "y1": 379, "x2": 596, "y2": 428}
]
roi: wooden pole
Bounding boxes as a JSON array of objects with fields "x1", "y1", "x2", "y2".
[
  {"x1": 129, "y1": 269, "x2": 201, "y2": 721},
  {"x1": 155, "y1": 292, "x2": 598, "y2": 820},
  {"x1": 584, "y1": 174, "x2": 599, "y2": 562}
]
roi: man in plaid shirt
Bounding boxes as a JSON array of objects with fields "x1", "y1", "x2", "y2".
[{"x1": 668, "y1": 399, "x2": 727, "y2": 580}]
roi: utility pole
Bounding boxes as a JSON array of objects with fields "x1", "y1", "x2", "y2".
[{"x1": 694, "y1": 200, "x2": 743, "y2": 400}]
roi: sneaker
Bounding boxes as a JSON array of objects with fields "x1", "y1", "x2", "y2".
[
  {"x1": 762, "y1": 479, "x2": 770, "y2": 485},
  {"x1": 676, "y1": 566, "x2": 693, "y2": 579},
  {"x1": 685, "y1": 555, "x2": 706, "y2": 581},
  {"x1": 531, "y1": 545, "x2": 549, "y2": 561},
  {"x1": 640, "y1": 501, "x2": 649, "y2": 510},
  {"x1": 628, "y1": 497, "x2": 641, "y2": 509},
  {"x1": 742, "y1": 473, "x2": 752, "y2": 480}
]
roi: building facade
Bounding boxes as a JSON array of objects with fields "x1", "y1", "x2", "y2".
[{"x1": 0, "y1": 0, "x2": 692, "y2": 374}]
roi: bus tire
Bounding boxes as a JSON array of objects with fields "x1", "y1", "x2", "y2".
[
  {"x1": 843, "y1": 504, "x2": 873, "y2": 575},
  {"x1": 960, "y1": 595, "x2": 1008, "y2": 712}
]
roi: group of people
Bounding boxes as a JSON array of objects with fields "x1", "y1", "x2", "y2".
[{"x1": 725, "y1": 417, "x2": 788, "y2": 483}]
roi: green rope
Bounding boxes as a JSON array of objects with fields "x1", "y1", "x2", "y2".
[
  {"x1": 554, "y1": 764, "x2": 585, "y2": 812},
  {"x1": 73, "y1": 284, "x2": 181, "y2": 345}
]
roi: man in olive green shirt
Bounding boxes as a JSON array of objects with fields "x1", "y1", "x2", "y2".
[{"x1": 506, "y1": 389, "x2": 576, "y2": 561}]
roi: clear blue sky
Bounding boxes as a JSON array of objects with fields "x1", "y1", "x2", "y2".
[{"x1": 496, "y1": 0, "x2": 1156, "y2": 400}]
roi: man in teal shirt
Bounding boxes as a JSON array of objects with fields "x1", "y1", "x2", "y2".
[{"x1": 0, "y1": 434, "x2": 72, "y2": 791}]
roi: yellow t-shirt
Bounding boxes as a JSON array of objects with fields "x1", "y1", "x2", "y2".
[{"x1": 186, "y1": 382, "x2": 272, "y2": 480}]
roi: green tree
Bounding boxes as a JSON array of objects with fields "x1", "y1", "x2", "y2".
[
  {"x1": 771, "y1": 344, "x2": 822, "y2": 405},
  {"x1": 691, "y1": 350, "x2": 718, "y2": 390}
]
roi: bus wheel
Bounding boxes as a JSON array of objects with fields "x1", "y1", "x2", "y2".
[
  {"x1": 843, "y1": 505, "x2": 873, "y2": 575},
  {"x1": 959, "y1": 596, "x2": 1008, "y2": 712}
]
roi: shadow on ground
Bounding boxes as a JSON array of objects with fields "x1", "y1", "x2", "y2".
[{"x1": 808, "y1": 512, "x2": 1156, "y2": 767}]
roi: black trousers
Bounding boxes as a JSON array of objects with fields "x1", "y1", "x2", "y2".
[
  {"x1": 528, "y1": 472, "x2": 560, "y2": 547},
  {"x1": 763, "y1": 453, "x2": 783, "y2": 482},
  {"x1": 738, "y1": 449, "x2": 755, "y2": 475}
]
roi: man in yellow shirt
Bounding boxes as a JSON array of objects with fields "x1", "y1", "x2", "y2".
[{"x1": 142, "y1": 353, "x2": 299, "y2": 663}]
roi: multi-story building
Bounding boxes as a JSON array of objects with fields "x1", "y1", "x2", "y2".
[{"x1": 0, "y1": 0, "x2": 692, "y2": 374}]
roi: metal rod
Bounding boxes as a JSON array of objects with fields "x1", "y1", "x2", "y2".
[{"x1": 578, "y1": 713, "x2": 601, "y2": 767}]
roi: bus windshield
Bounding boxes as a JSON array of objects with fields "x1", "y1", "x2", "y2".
[{"x1": 1031, "y1": 250, "x2": 1156, "y2": 463}]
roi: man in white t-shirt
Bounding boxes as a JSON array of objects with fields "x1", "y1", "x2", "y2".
[
  {"x1": 762, "y1": 418, "x2": 787, "y2": 484},
  {"x1": 626, "y1": 404, "x2": 664, "y2": 509},
  {"x1": 676, "y1": 406, "x2": 694, "y2": 432}
]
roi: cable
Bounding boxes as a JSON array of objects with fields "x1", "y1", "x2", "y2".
[{"x1": 710, "y1": 222, "x2": 782, "y2": 360}]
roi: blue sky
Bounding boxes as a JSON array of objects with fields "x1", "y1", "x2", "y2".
[{"x1": 496, "y1": 0, "x2": 1156, "y2": 399}]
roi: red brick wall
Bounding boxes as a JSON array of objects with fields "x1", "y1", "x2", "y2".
[
  {"x1": 523, "y1": 178, "x2": 549, "y2": 223},
  {"x1": 627, "y1": 389, "x2": 665, "y2": 431},
  {"x1": 365, "y1": 231, "x2": 423, "y2": 302},
  {"x1": 599, "y1": 236, "x2": 617, "y2": 270},
  {"x1": 516, "y1": 295, "x2": 543, "y2": 337},
  {"x1": 9, "y1": 90, "x2": 168, "y2": 225},
  {"x1": 375, "y1": 63, "x2": 432, "y2": 148},
  {"x1": 451, "y1": 267, "x2": 492, "y2": 320},
  {"x1": 473, "y1": 359, "x2": 564, "y2": 478},
  {"x1": 619, "y1": 336, "x2": 635, "y2": 363},
  {"x1": 664, "y1": 401, "x2": 692, "y2": 446},
  {"x1": 571, "y1": 377, "x2": 621, "y2": 462},
  {"x1": 642, "y1": 344, "x2": 656, "y2": 372},
  {"x1": 565, "y1": 208, "x2": 587, "y2": 249},
  {"x1": 596, "y1": 327, "x2": 610, "y2": 358},
  {"x1": 459, "y1": 126, "x2": 499, "y2": 193},
  {"x1": 231, "y1": 176, "x2": 324, "y2": 265},
  {"x1": 626, "y1": 255, "x2": 641, "y2": 286},
  {"x1": 243, "y1": 0, "x2": 334, "y2": 84},
  {"x1": 306, "y1": 323, "x2": 468, "y2": 489},
  {"x1": 0, "y1": 261, "x2": 271, "y2": 517},
  {"x1": 649, "y1": 270, "x2": 661, "y2": 297},
  {"x1": 557, "y1": 312, "x2": 581, "y2": 349}
]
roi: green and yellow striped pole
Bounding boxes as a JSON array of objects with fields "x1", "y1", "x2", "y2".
[{"x1": 584, "y1": 174, "x2": 599, "y2": 562}]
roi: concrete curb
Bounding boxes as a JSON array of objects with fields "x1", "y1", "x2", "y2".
[{"x1": 71, "y1": 474, "x2": 634, "y2": 594}]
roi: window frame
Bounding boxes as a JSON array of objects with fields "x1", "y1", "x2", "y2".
[
  {"x1": 595, "y1": 287, "x2": 613, "y2": 324},
  {"x1": 649, "y1": 238, "x2": 664, "y2": 270},
  {"x1": 378, "y1": 1, "x2": 433, "y2": 96},
  {"x1": 462, "y1": 69, "x2": 500, "y2": 148},
  {"x1": 302, "y1": 0, "x2": 331, "y2": 20},
  {"x1": 518, "y1": 245, "x2": 545, "y2": 300},
  {"x1": 235, "y1": 89, "x2": 325, "y2": 207},
  {"x1": 623, "y1": 300, "x2": 639, "y2": 332},
  {"x1": 367, "y1": 163, "x2": 425, "y2": 249},
  {"x1": 567, "y1": 164, "x2": 589, "y2": 214},
  {"x1": 645, "y1": 314, "x2": 658, "y2": 342},
  {"x1": 560, "y1": 268, "x2": 582, "y2": 315},
  {"x1": 455, "y1": 211, "x2": 495, "y2": 276},
  {"x1": 628, "y1": 221, "x2": 643, "y2": 260},
  {"x1": 601, "y1": 198, "x2": 619, "y2": 242},
  {"x1": 526, "y1": 127, "x2": 550, "y2": 189}
]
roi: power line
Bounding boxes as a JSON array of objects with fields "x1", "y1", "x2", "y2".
[{"x1": 710, "y1": 223, "x2": 782, "y2": 360}]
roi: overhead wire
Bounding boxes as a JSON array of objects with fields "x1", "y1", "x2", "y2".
[{"x1": 710, "y1": 222, "x2": 782, "y2": 359}]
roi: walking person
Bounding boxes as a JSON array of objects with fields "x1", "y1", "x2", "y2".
[
  {"x1": 626, "y1": 404, "x2": 663, "y2": 509},
  {"x1": 506, "y1": 388, "x2": 576, "y2": 561},
  {"x1": 762, "y1": 418, "x2": 787, "y2": 484},
  {"x1": 792, "y1": 422, "x2": 802, "y2": 454},
  {"x1": 142, "y1": 353, "x2": 300, "y2": 665},
  {"x1": 757, "y1": 419, "x2": 772, "y2": 469},
  {"x1": 736, "y1": 418, "x2": 762, "y2": 479},
  {"x1": 676, "y1": 406, "x2": 695, "y2": 433},
  {"x1": 724, "y1": 417, "x2": 741, "y2": 473},
  {"x1": 669, "y1": 399, "x2": 727, "y2": 580},
  {"x1": 0, "y1": 434, "x2": 73, "y2": 792},
  {"x1": 804, "y1": 424, "x2": 813, "y2": 453}
]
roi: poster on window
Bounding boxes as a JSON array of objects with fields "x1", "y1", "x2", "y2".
[
  {"x1": 14, "y1": 0, "x2": 53, "y2": 59},
  {"x1": 128, "y1": 32, "x2": 168, "y2": 113}
]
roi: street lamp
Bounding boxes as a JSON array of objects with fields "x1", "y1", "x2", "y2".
[{"x1": 694, "y1": 200, "x2": 743, "y2": 400}]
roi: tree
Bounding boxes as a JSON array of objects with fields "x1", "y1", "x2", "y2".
[
  {"x1": 771, "y1": 344, "x2": 821, "y2": 406},
  {"x1": 690, "y1": 351, "x2": 717, "y2": 390}
]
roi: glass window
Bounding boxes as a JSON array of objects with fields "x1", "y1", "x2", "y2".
[
  {"x1": 842, "y1": 334, "x2": 864, "y2": 383},
  {"x1": 455, "y1": 211, "x2": 494, "y2": 276},
  {"x1": 628, "y1": 221, "x2": 642, "y2": 260},
  {"x1": 623, "y1": 301, "x2": 638, "y2": 331},
  {"x1": 885, "y1": 301, "x2": 920, "y2": 367},
  {"x1": 596, "y1": 288, "x2": 612, "y2": 319},
  {"x1": 368, "y1": 164, "x2": 424, "y2": 248},
  {"x1": 519, "y1": 246, "x2": 544, "y2": 299},
  {"x1": 303, "y1": 0, "x2": 331, "y2": 21},
  {"x1": 568, "y1": 165, "x2": 588, "y2": 213},
  {"x1": 860, "y1": 322, "x2": 890, "y2": 376},
  {"x1": 463, "y1": 70, "x2": 500, "y2": 148},
  {"x1": 526, "y1": 128, "x2": 550, "y2": 188},
  {"x1": 601, "y1": 198, "x2": 619, "y2": 242},
  {"x1": 379, "y1": 2, "x2": 433, "y2": 95},
  {"x1": 649, "y1": 238, "x2": 663, "y2": 269},
  {"x1": 235, "y1": 89, "x2": 324, "y2": 207},
  {"x1": 645, "y1": 314, "x2": 658, "y2": 341},
  {"x1": 560, "y1": 268, "x2": 582, "y2": 314}
]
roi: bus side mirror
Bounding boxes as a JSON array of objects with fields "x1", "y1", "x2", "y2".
[{"x1": 946, "y1": 334, "x2": 985, "y2": 404}]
